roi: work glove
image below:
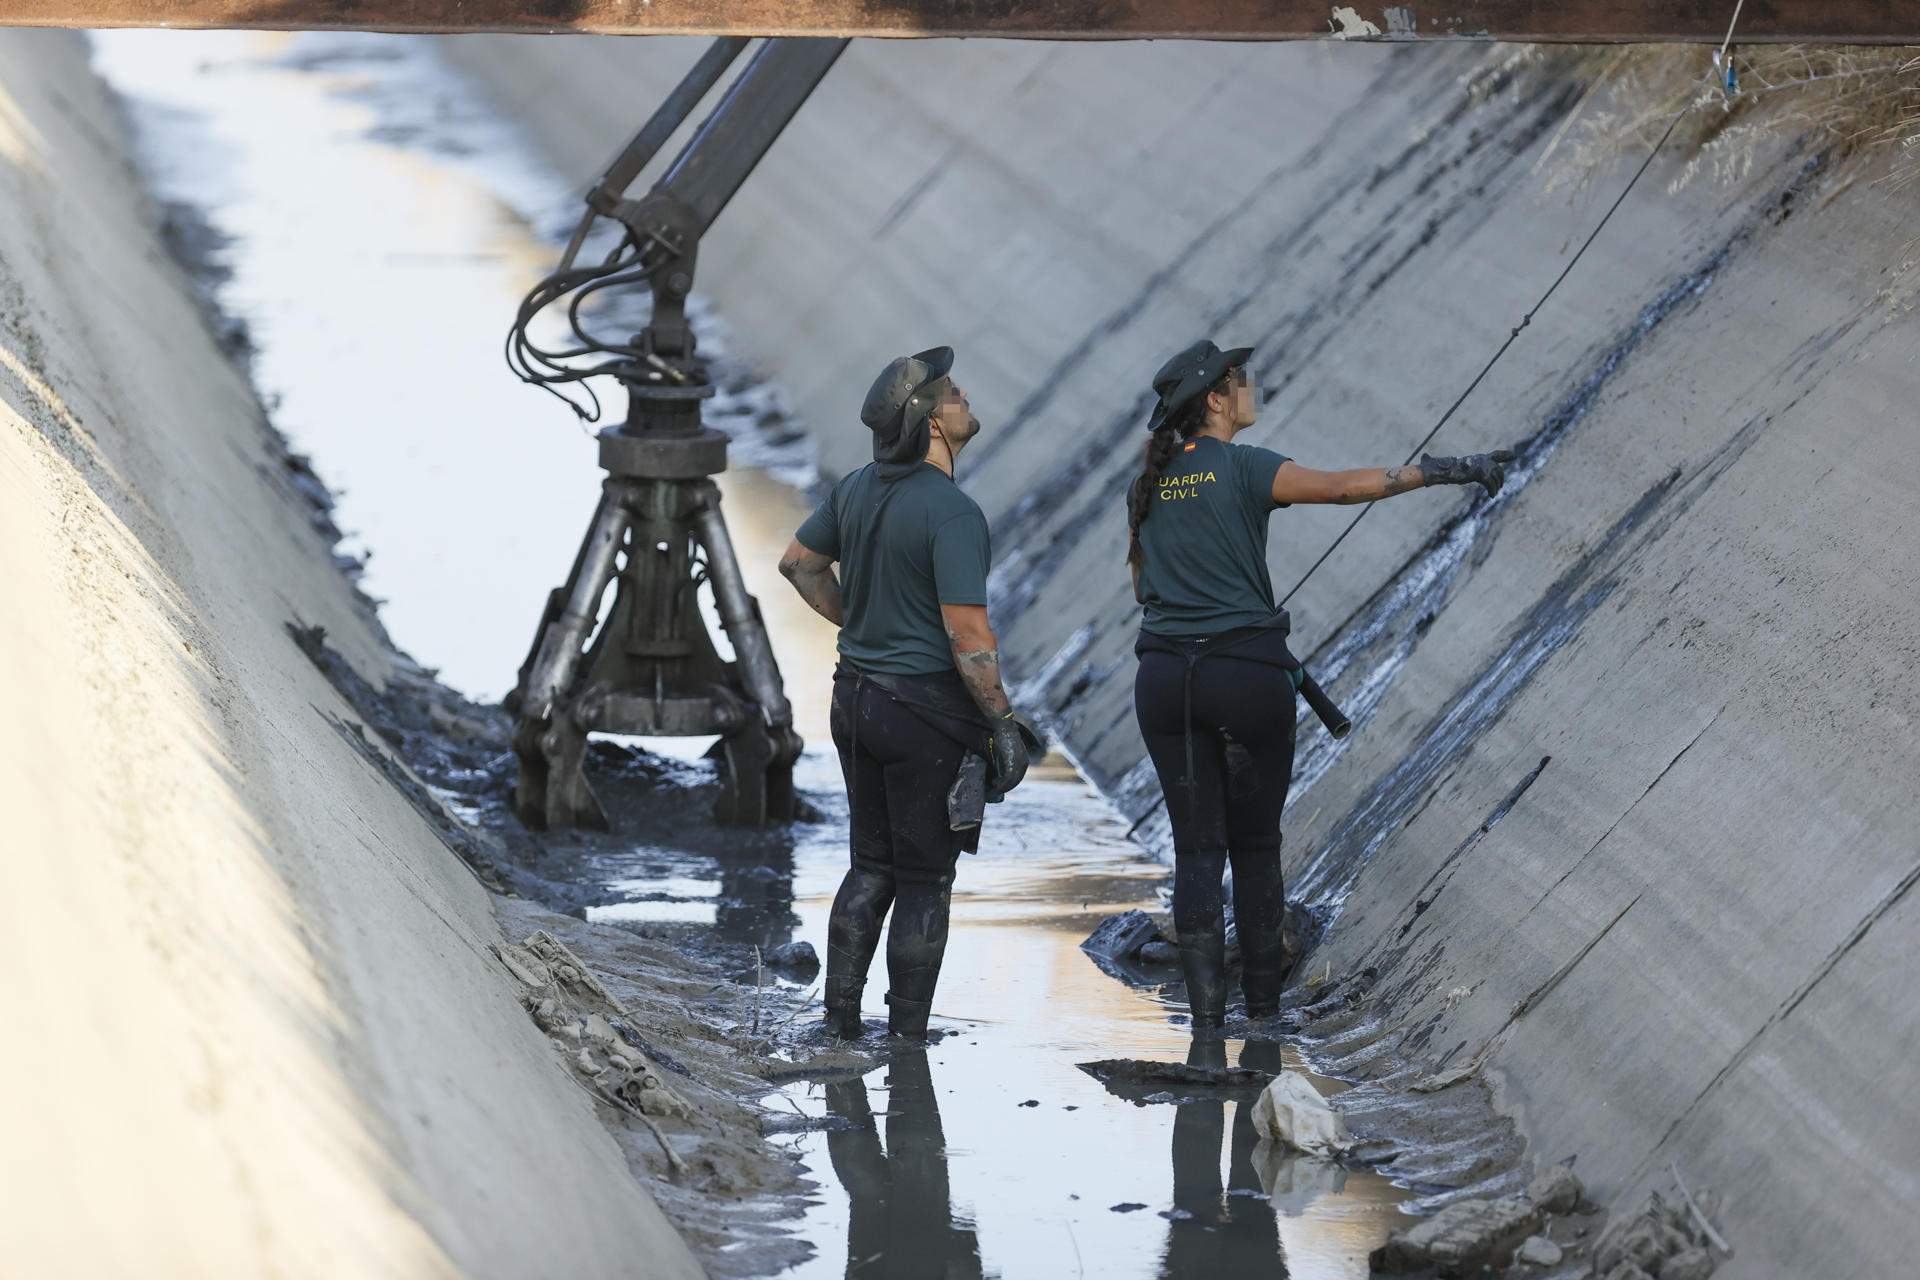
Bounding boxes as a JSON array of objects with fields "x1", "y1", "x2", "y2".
[
  {"x1": 987, "y1": 711, "x2": 1032, "y2": 799},
  {"x1": 1419, "y1": 449, "x2": 1518, "y2": 497}
]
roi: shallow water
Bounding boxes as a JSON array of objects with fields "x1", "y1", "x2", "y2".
[
  {"x1": 91, "y1": 30, "x2": 1411, "y2": 1276},
  {"x1": 769, "y1": 763, "x2": 1409, "y2": 1280}
]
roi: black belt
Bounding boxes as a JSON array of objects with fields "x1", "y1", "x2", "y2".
[
  {"x1": 1136, "y1": 611, "x2": 1350, "y2": 807},
  {"x1": 833, "y1": 664, "x2": 990, "y2": 748},
  {"x1": 834, "y1": 664, "x2": 1039, "y2": 844}
]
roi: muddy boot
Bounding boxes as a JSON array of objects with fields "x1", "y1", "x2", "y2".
[
  {"x1": 884, "y1": 872, "x2": 954, "y2": 1039},
  {"x1": 823, "y1": 974, "x2": 867, "y2": 1039},
  {"x1": 824, "y1": 863, "x2": 894, "y2": 1039},
  {"x1": 1231, "y1": 852, "x2": 1291, "y2": 1020},
  {"x1": 1179, "y1": 925, "x2": 1229, "y2": 1032},
  {"x1": 1240, "y1": 949, "x2": 1286, "y2": 1021},
  {"x1": 885, "y1": 990, "x2": 935, "y2": 1038},
  {"x1": 884, "y1": 929, "x2": 944, "y2": 1038}
]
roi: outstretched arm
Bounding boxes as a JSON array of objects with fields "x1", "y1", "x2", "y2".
[
  {"x1": 1271, "y1": 460, "x2": 1425, "y2": 506},
  {"x1": 778, "y1": 538, "x2": 845, "y2": 626},
  {"x1": 1272, "y1": 450, "x2": 1514, "y2": 506},
  {"x1": 941, "y1": 603, "x2": 1012, "y2": 719}
]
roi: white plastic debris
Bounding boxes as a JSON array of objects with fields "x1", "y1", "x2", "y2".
[{"x1": 1250, "y1": 1070, "x2": 1353, "y2": 1156}]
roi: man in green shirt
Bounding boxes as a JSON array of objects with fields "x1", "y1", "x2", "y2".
[{"x1": 779, "y1": 346, "x2": 1031, "y2": 1038}]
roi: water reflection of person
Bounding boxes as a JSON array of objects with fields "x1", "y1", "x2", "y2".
[
  {"x1": 824, "y1": 1048, "x2": 983, "y2": 1279},
  {"x1": 1160, "y1": 1037, "x2": 1287, "y2": 1278}
]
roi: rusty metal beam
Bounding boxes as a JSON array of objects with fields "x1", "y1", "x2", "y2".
[{"x1": 8, "y1": 1, "x2": 1919, "y2": 41}]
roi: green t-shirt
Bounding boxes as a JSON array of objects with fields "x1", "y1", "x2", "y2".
[
  {"x1": 795, "y1": 462, "x2": 992, "y2": 676},
  {"x1": 1134, "y1": 436, "x2": 1290, "y2": 639}
]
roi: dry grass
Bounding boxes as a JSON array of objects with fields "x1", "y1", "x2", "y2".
[{"x1": 1527, "y1": 45, "x2": 1920, "y2": 194}]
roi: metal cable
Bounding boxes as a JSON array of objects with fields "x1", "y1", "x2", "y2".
[{"x1": 1277, "y1": 94, "x2": 1697, "y2": 607}]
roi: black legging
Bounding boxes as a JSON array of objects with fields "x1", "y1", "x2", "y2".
[
  {"x1": 1135, "y1": 643, "x2": 1297, "y2": 1014},
  {"x1": 826, "y1": 676, "x2": 970, "y2": 1024}
]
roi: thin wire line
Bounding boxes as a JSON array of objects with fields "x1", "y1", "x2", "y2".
[
  {"x1": 1712, "y1": 0, "x2": 1747, "y2": 99},
  {"x1": 1277, "y1": 80, "x2": 1699, "y2": 607}
]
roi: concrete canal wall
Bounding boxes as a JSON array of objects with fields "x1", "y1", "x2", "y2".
[
  {"x1": 447, "y1": 34, "x2": 1920, "y2": 1276},
  {"x1": 0, "y1": 30, "x2": 700, "y2": 1277}
]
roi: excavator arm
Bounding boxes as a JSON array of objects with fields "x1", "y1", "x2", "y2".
[{"x1": 508, "y1": 37, "x2": 846, "y2": 416}]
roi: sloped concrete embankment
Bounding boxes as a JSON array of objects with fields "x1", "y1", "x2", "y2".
[
  {"x1": 0, "y1": 30, "x2": 702, "y2": 1278},
  {"x1": 447, "y1": 34, "x2": 1920, "y2": 1277}
]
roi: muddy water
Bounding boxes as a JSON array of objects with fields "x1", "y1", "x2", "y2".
[{"x1": 92, "y1": 31, "x2": 1410, "y2": 1276}]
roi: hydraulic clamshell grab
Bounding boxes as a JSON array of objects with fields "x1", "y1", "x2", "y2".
[{"x1": 506, "y1": 38, "x2": 847, "y2": 829}]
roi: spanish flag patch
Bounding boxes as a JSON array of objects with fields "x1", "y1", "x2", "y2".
[{"x1": 1183, "y1": 441, "x2": 1197, "y2": 452}]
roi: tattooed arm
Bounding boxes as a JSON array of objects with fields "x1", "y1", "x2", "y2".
[
  {"x1": 1273, "y1": 450, "x2": 1515, "y2": 505},
  {"x1": 1270, "y1": 460, "x2": 1428, "y2": 506},
  {"x1": 778, "y1": 538, "x2": 845, "y2": 626},
  {"x1": 940, "y1": 604, "x2": 1013, "y2": 718},
  {"x1": 944, "y1": 602, "x2": 1031, "y2": 793}
]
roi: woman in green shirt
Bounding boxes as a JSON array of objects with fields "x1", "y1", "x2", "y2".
[{"x1": 1128, "y1": 339, "x2": 1511, "y2": 1031}]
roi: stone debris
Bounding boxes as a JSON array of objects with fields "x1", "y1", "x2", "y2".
[
  {"x1": 1526, "y1": 1163, "x2": 1586, "y2": 1215},
  {"x1": 1370, "y1": 1196, "x2": 1542, "y2": 1275},
  {"x1": 1079, "y1": 910, "x2": 1167, "y2": 963},
  {"x1": 1598, "y1": 1265, "x2": 1655, "y2": 1280},
  {"x1": 1591, "y1": 1190, "x2": 1722, "y2": 1280},
  {"x1": 1346, "y1": 1162, "x2": 1592, "y2": 1276},
  {"x1": 1661, "y1": 1248, "x2": 1716, "y2": 1280},
  {"x1": 1514, "y1": 1234, "x2": 1564, "y2": 1267},
  {"x1": 1250, "y1": 1071, "x2": 1353, "y2": 1157},
  {"x1": 761, "y1": 940, "x2": 819, "y2": 974},
  {"x1": 495, "y1": 930, "x2": 691, "y2": 1120},
  {"x1": 1137, "y1": 939, "x2": 1180, "y2": 965},
  {"x1": 1410, "y1": 1062, "x2": 1479, "y2": 1093}
]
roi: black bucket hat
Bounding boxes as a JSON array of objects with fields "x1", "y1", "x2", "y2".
[
  {"x1": 1145, "y1": 339, "x2": 1252, "y2": 433},
  {"x1": 862, "y1": 345, "x2": 955, "y2": 467}
]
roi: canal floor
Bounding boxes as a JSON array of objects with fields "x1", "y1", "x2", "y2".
[{"x1": 91, "y1": 30, "x2": 1412, "y2": 1276}]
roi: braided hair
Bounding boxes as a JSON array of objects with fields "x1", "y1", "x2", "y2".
[{"x1": 1126, "y1": 369, "x2": 1233, "y2": 569}]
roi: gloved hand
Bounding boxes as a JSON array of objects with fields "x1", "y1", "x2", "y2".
[
  {"x1": 987, "y1": 711, "x2": 1031, "y2": 798},
  {"x1": 1419, "y1": 449, "x2": 1518, "y2": 496}
]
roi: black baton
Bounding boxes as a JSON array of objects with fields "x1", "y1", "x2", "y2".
[{"x1": 1298, "y1": 669, "x2": 1351, "y2": 739}]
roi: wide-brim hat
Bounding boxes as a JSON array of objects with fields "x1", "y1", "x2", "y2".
[
  {"x1": 862, "y1": 345, "x2": 955, "y2": 439},
  {"x1": 1145, "y1": 339, "x2": 1252, "y2": 433}
]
